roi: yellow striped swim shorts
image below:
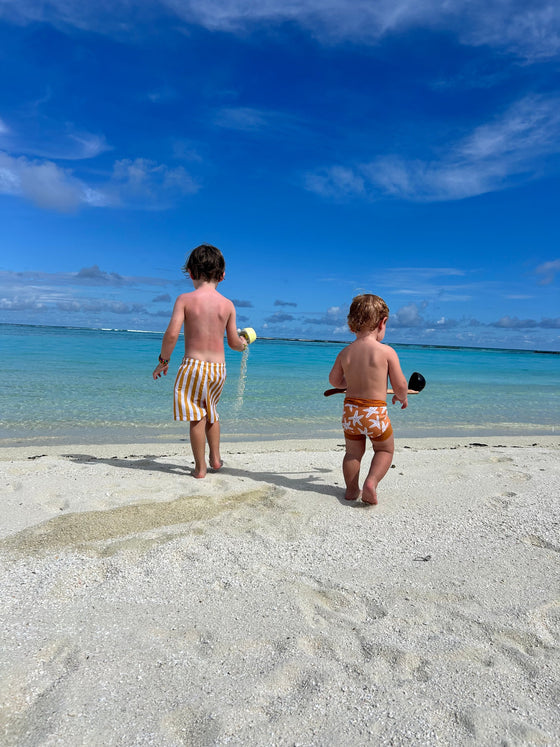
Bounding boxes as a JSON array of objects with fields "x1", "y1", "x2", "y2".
[{"x1": 173, "y1": 357, "x2": 226, "y2": 423}]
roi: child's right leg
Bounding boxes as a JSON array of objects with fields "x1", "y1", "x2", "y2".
[
  {"x1": 343, "y1": 437, "x2": 366, "y2": 501},
  {"x1": 362, "y1": 434, "x2": 394, "y2": 505}
]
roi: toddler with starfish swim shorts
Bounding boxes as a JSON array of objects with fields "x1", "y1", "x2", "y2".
[{"x1": 328, "y1": 294, "x2": 409, "y2": 505}]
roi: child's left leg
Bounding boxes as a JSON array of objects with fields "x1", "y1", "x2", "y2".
[
  {"x1": 189, "y1": 418, "x2": 208, "y2": 478},
  {"x1": 343, "y1": 437, "x2": 366, "y2": 501},
  {"x1": 205, "y1": 419, "x2": 223, "y2": 471},
  {"x1": 362, "y1": 434, "x2": 394, "y2": 505}
]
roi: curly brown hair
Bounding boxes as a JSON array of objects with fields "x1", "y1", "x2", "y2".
[
  {"x1": 347, "y1": 294, "x2": 389, "y2": 333},
  {"x1": 183, "y1": 244, "x2": 225, "y2": 282}
]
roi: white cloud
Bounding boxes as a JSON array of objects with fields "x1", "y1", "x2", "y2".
[
  {"x1": 109, "y1": 158, "x2": 199, "y2": 207},
  {"x1": 0, "y1": 296, "x2": 45, "y2": 311},
  {"x1": 0, "y1": 151, "x2": 199, "y2": 211},
  {"x1": 305, "y1": 95, "x2": 560, "y2": 202},
  {"x1": 0, "y1": 151, "x2": 89, "y2": 211},
  {"x1": 390, "y1": 302, "x2": 425, "y2": 327}
]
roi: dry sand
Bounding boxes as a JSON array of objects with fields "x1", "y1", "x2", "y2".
[{"x1": 1, "y1": 436, "x2": 559, "y2": 746}]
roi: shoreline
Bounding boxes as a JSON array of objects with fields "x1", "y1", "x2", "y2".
[
  {"x1": 1, "y1": 436, "x2": 559, "y2": 744},
  {"x1": 1, "y1": 433, "x2": 559, "y2": 460}
]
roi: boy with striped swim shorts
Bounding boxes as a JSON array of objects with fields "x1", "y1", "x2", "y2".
[
  {"x1": 153, "y1": 244, "x2": 248, "y2": 478},
  {"x1": 328, "y1": 294, "x2": 409, "y2": 505}
]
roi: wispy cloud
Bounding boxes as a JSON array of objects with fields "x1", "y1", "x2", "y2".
[
  {"x1": 0, "y1": 267, "x2": 174, "y2": 321},
  {"x1": 212, "y1": 106, "x2": 306, "y2": 144},
  {"x1": 264, "y1": 312, "x2": 295, "y2": 323},
  {"x1": 0, "y1": 115, "x2": 111, "y2": 161},
  {"x1": 170, "y1": 0, "x2": 560, "y2": 61},
  {"x1": 56, "y1": 299, "x2": 147, "y2": 314},
  {"x1": 1, "y1": 0, "x2": 558, "y2": 60},
  {"x1": 305, "y1": 95, "x2": 560, "y2": 202},
  {"x1": 213, "y1": 107, "x2": 272, "y2": 133},
  {"x1": 0, "y1": 268, "x2": 169, "y2": 289},
  {"x1": 492, "y1": 315, "x2": 560, "y2": 329},
  {"x1": 536, "y1": 259, "x2": 560, "y2": 285}
]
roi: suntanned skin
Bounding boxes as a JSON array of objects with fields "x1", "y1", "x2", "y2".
[
  {"x1": 153, "y1": 273, "x2": 246, "y2": 478},
  {"x1": 328, "y1": 318, "x2": 408, "y2": 505}
]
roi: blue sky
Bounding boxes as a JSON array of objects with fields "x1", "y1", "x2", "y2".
[{"x1": 0, "y1": 1, "x2": 559, "y2": 350}]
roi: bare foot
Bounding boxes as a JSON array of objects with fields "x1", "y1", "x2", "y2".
[
  {"x1": 361, "y1": 479, "x2": 378, "y2": 505},
  {"x1": 192, "y1": 463, "x2": 207, "y2": 479},
  {"x1": 344, "y1": 489, "x2": 362, "y2": 501},
  {"x1": 209, "y1": 457, "x2": 223, "y2": 471}
]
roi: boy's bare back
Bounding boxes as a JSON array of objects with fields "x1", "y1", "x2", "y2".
[{"x1": 169, "y1": 285, "x2": 241, "y2": 364}]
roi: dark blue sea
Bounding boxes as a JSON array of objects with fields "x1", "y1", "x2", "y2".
[{"x1": 1, "y1": 324, "x2": 558, "y2": 446}]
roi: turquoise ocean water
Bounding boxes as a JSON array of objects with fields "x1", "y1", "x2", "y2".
[{"x1": 1, "y1": 323, "x2": 558, "y2": 446}]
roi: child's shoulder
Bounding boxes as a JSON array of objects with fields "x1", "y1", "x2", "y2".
[
  {"x1": 381, "y1": 341, "x2": 400, "y2": 360},
  {"x1": 174, "y1": 290, "x2": 195, "y2": 304},
  {"x1": 210, "y1": 288, "x2": 234, "y2": 306}
]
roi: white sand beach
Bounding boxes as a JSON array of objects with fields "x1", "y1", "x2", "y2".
[{"x1": 1, "y1": 436, "x2": 559, "y2": 746}]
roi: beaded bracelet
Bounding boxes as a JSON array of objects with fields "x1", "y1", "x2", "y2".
[{"x1": 158, "y1": 354, "x2": 170, "y2": 365}]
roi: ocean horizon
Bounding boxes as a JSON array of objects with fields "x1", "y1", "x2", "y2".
[{"x1": 4, "y1": 321, "x2": 560, "y2": 354}]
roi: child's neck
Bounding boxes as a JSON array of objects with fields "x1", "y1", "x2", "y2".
[
  {"x1": 191, "y1": 279, "x2": 219, "y2": 291},
  {"x1": 355, "y1": 329, "x2": 382, "y2": 342}
]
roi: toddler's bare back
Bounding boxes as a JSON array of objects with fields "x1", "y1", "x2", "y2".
[{"x1": 340, "y1": 338, "x2": 391, "y2": 400}]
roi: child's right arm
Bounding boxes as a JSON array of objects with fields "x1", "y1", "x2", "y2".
[
  {"x1": 152, "y1": 296, "x2": 185, "y2": 379},
  {"x1": 387, "y1": 347, "x2": 408, "y2": 409},
  {"x1": 329, "y1": 352, "x2": 347, "y2": 389}
]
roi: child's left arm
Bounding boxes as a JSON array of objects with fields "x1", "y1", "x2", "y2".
[
  {"x1": 225, "y1": 302, "x2": 248, "y2": 352},
  {"x1": 329, "y1": 353, "x2": 347, "y2": 389}
]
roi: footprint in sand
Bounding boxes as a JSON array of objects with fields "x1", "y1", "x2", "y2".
[
  {"x1": 162, "y1": 706, "x2": 222, "y2": 746},
  {"x1": 294, "y1": 578, "x2": 387, "y2": 627},
  {"x1": 524, "y1": 534, "x2": 560, "y2": 554},
  {"x1": 2, "y1": 641, "x2": 81, "y2": 745}
]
